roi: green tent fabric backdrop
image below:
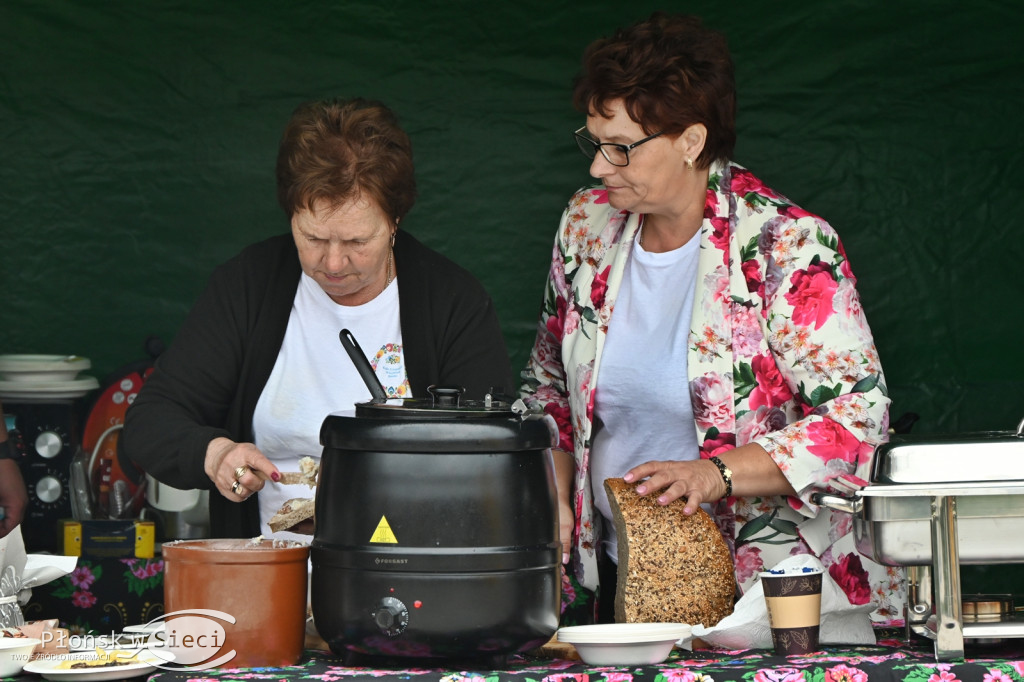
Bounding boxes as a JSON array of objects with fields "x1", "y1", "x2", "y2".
[{"x1": 2, "y1": 1, "x2": 1023, "y2": 588}]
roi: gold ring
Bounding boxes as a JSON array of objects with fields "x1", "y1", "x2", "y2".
[
  {"x1": 234, "y1": 465, "x2": 248, "y2": 480},
  {"x1": 231, "y1": 481, "x2": 243, "y2": 495}
]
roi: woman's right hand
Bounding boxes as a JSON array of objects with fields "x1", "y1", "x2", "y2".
[
  {"x1": 557, "y1": 495, "x2": 573, "y2": 565},
  {"x1": 549, "y1": 447, "x2": 575, "y2": 565},
  {"x1": 204, "y1": 437, "x2": 281, "y2": 502}
]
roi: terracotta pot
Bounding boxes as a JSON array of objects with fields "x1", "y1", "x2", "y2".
[{"x1": 162, "y1": 538, "x2": 309, "y2": 668}]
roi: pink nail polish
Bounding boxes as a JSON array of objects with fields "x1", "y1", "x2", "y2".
[{"x1": 271, "y1": 471, "x2": 281, "y2": 482}]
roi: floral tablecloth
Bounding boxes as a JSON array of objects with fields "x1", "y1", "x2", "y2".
[
  {"x1": 22, "y1": 557, "x2": 164, "y2": 634},
  {"x1": 136, "y1": 636, "x2": 1024, "y2": 682}
]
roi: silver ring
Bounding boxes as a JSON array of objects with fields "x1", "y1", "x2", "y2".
[
  {"x1": 234, "y1": 465, "x2": 248, "y2": 480},
  {"x1": 231, "y1": 481, "x2": 242, "y2": 495}
]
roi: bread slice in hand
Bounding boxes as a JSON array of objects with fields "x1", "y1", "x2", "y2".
[
  {"x1": 277, "y1": 456, "x2": 319, "y2": 487},
  {"x1": 268, "y1": 497, "x2": 315, "y2": 533},
  {"x1": 604, "y1": 477, "x2": 735, "y2": 627}
]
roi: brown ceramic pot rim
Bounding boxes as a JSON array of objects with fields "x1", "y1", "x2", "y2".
[{"x1": 162, "y1": 539, "x2": 310, "y2": 563}]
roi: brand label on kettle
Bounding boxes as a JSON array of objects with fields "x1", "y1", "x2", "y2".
[{"x1": 369, "y1": 515, "x2": 398, "y2": 543}]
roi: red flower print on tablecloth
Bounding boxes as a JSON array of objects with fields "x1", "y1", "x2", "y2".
[
  {"x1": 663, "y1": 671, "x2": 708, "y2": 682},
  {"x1": 983, "y1": 670, "x2": 1013, "y2": 682},
  {"x1": 72, "y1": 589, "x2": 97, "y2": 608},
  {"x1": 70, "y1": 565, "x2": 96, "y2": 590},
  {"x1": 927, "y1": 671, "x2": 958, "y2": 682},
  {"x1": 786, "y1": 262, "x2": 839, "y2": 330},
  {"x1": 602, "y1": 674, "x2": 633, "y2": 682},
  {"x1": 543, "y1": 674, "x2": 590, "y2": 682},
  {"x1": 753, "y1": 667, "x2": 805, "y2": 682},
  {"x1": 829, "y1": 553, "x2": 872, "y2": 605},
  {"x1": 824, "y1": 664, "x2": 868, "y2": 682},
  {"x1": 748, "y1": 353, "x2": 794, "y2": 410},
  {"x1": 807, "y1": 420, "x2": 864, "y2": 466},
  {"x1": 124, "y1": 558, "x2": 163, "y2": 579}
]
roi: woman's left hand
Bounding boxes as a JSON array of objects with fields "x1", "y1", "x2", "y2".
[
  {"x1": 624, "y1": 459, "x2": 726, "y2": 513},
  {"x1": 623, "y1": 443, "x2": 795, "y2": 512},
  {"x1": 204, "y1": 437, "x2": 280, "y2": 502}
]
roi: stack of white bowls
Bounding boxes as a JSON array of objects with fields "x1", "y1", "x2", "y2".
[{"x1": 0, "y1": 354, "x2": 99, "y2": 401}]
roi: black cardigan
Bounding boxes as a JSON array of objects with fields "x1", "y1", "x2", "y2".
[{"x1": 122, "y1": 230, "x2": 513, "y2": 537}]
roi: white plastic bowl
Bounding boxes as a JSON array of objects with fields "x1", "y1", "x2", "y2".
[
  {"x1": 0, "y1": 637, "x2": 42, "y2": 677},
  {"x1": 0, "y1": 354, "x2": 90, "y2": 383},
  {"x1": 556, "y1": 623, "x2": 691, "y2": 666}
]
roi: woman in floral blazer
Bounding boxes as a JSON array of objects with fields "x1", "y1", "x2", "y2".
[{"x1": 520, "y1": 13, "x2": 904, "y2": 625}]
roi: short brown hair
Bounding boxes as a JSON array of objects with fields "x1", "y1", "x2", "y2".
[
  {"x1": 275, "y1": 98, "x2": 417, "y2": 220},
  {"x1": 572, "y1": 13, "x2": 736, "y2": 168}
]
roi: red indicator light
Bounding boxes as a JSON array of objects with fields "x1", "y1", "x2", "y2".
[{"x1": 413, "y1": 600, "x2": 423, "y2": 609}]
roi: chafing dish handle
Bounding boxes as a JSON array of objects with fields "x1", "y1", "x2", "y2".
[{"x1": 811, "y1": 492, "x2": 863, "y2": 514}]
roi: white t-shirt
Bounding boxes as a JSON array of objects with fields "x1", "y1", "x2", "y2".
[
  {"x1": 252, "y1": 272, "x2": 408, "y2": 542},
  {"x1": 590, "y1": 227, "x2": 702, "y2": 562}
]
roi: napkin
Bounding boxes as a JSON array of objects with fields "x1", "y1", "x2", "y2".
[
  {"x1": 0, "y1": 526, "x2": 78, "y2": 628},
  {"x1": 690, "y1": 555, "x2": 876, "y2": 649}
]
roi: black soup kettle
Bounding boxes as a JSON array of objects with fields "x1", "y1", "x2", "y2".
[{"x1": 310, "y1": 332, "x2": 560, "y2": 663}]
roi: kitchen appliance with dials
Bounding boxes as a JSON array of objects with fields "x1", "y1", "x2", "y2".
[
  {"x1": 1, "y1": 353, "x2": 99, "y2": 552},
  {"x1": 4, "y1": 400, "x2": 82, "y2": 552}
]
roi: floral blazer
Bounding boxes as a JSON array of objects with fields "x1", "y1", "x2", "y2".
[{"x1": 520, "y1": 159, "x2": 905, "y2": 624}]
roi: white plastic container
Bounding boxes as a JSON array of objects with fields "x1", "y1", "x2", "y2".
[{"x1": 556, "y1": 623, "x2": 691, "y2": 666}]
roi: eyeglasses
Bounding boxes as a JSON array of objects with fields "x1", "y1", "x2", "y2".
[{"x1": 573, "y1": 126, "x2": 664, "y2": 167}]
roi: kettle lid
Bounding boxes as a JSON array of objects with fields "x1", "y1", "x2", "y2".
[{"x1": 354, "y1": 385, "x2": 527, "y2": 419}]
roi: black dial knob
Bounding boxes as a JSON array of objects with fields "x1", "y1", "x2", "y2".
[{"x1": 372, "y1": 596, "x2": 409, "y2": 636}]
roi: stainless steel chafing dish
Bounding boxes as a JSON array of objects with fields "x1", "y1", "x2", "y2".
[{"x1": 816, "y1": 417, "x2": 1024, "y2": 661}]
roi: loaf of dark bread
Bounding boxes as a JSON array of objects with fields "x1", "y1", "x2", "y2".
[{"x1": 604, "y1": 477, "x2": 735, "y2": 627}]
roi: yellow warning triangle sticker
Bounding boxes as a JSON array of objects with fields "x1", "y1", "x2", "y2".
[{"x1": 369, "y1": 516, "x2": 398, "y2": 544}]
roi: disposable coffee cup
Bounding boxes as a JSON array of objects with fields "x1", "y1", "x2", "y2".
[{"x1": 760, "y1": 567, "x2": 823, "y2": 655}]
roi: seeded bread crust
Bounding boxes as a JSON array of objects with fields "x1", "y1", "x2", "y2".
[{"x1": 604, "y1": 477, "x2": 736, "y2": 627}]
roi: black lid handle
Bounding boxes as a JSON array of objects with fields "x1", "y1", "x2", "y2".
[{"x1": 427, "y1": 385, "x2": 464, "y2": 408}]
